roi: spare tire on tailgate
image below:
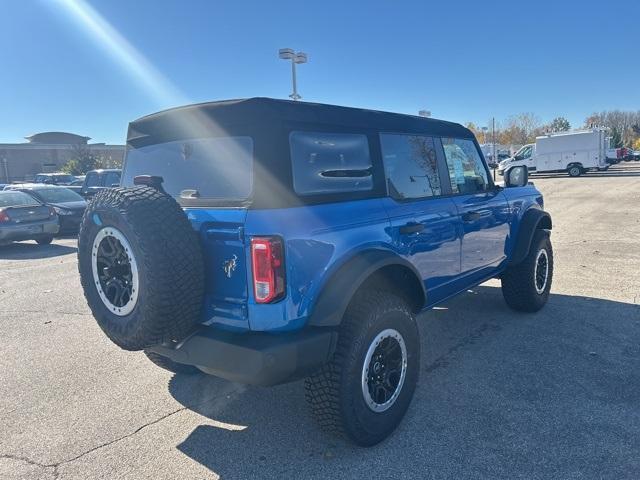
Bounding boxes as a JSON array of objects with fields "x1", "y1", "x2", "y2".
[{"x1": 78, "y1": 186, "x2": 204, "y2": 351}]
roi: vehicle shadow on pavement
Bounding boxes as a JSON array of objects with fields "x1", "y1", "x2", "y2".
[
  {"x1": 168, "y1": 285, "x2": 640, "y2": 479},
  {"x1": 0, "y1": 241, "x2": 76, "y2": 260}
]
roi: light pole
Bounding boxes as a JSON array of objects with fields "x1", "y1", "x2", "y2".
[{"x1": 279, "y1": 48, "x2": 307, "y2": 101}]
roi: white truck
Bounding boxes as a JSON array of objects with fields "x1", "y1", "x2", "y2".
[{"x1": 498, "y1": 129, "x2": 610, "y2": 177}]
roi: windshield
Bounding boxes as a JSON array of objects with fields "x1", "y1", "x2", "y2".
[
  {"x1": 35, "y1": 174, "x2": 74, "y2": 184},
  {"x1": 33, "y1": 187, "x2": 84, "y2": 203},
  {"x1": 0, "y1": 191, "x2": 41, "y2": 207},
  {"x1": 122, "y1": 136, "x2": 253, "y2": 201}
]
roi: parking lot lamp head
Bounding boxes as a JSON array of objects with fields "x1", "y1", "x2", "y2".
[{"x1": 278, "y1": 48, "x2": 295, "y2": 60}]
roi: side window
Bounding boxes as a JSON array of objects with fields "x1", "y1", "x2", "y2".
[
  {"x1": 380, "y1": 134, "x2": 441, "y2": 199},
  {"x1": 104, "y1": 172, "x2": 121, "y2": 187},
  {"x1": 85, "y1": 173, "x2": 99, "y2": 187},
  {"x1": 442, "y1": 138, "x2": 489, "y2": 194},
  {"x1": 518, "y1": 146, "x2": 533, "y2": 159},
  {"x1": 290, "y1": 131, "x2": 373, "y2": 195}
]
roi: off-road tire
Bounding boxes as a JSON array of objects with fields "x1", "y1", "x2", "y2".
[
  {"x1": 501, "y1": 229, "x2": 553, "y2": 312},
  {"x1": 78, "y1": 186, "x2": 204, "y2": 351},
  {"x1": 305, "y1": 290, "x2": 419, "y2": 446},
  {"x1": 567, "y1": 165, "x2": 583, "y2": 177},
  {"x1": 144, "y1": 350, "x2": 201, "y2": 375},
  {"x1": 36, "y1": 235, "x2": 54, "y2": 245}
]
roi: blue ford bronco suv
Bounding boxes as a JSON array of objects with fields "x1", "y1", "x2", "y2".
[{"x1": 78, "y1": 98, "x2": 552, "y2": 446}]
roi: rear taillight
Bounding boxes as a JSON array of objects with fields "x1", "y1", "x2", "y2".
[
  {"x1": 251, "y1": 236, "x2": 285, "y2": 303},
  {"x1": 0, "y1": 209, "x2": 8, "y2": 222}
]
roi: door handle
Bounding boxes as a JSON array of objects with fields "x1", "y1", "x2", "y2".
[
  {"x1": 462, "y1": 211, "x2": 483, "y2": 222},
  {"x1": 399, "y1": 222, "x2": 425, "y2": 234}
]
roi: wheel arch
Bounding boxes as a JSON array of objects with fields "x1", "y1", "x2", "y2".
[
  {"x1": 508, "y1": 208, "x2": 552, "y2": 265},
  {"x1": 566, "y1": 162, "x2": 584, "y2": 173},
  {"x1": 307, "y1": 250, "x2": 426, "y2": 328}
]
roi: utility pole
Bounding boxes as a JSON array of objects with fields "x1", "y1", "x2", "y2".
[
  {"x1": 1, "y1": 158, "x2": 8, "y2": 183},
  {"x1": 492, "y1": 117, "x2": 496, "y2": 181}
]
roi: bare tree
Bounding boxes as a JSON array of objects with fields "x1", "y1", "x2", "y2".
[{"x1": 584, "y1": 110, "x2": 640, "y2": 146}]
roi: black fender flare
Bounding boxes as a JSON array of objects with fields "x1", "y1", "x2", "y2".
[
  {"x1": 508, "y1": 208, "x2": 552, "y2": 265},
  {"x1": 308, "y1": 250, "x2": 426, "y2": 328}
]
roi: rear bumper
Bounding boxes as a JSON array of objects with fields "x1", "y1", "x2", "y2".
[
  {"x1": 0, "y1": 219, "x2": 59, "y2": 242},
  {"x1": 149, "y1": 326, "x2": 338, "y2": 386}
]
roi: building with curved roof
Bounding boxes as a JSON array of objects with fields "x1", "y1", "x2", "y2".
[
  {"x1": 24, "y1": 132, "x2": 91, "y2": 145},
  {"x1": 0, "y1": 132, "x2": 124, "y2": 183}
]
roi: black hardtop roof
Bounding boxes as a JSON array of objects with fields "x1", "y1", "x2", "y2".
[{"x1": 128, "y1": 97, "x2": 473, "y2": 144}]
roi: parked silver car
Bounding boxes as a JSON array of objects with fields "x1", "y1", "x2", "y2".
[{"x1": 0, "y1": 190, "x2": 59, "y2": 245}]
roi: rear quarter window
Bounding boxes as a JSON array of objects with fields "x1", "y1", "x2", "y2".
[
  {"x1": 290, "y1": 131, "x2": 373, "y2": 195},
  {"x1": 104, "y1": 172, "x2": 121, "y2": 187}
]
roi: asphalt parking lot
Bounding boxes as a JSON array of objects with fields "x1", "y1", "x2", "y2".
[{"x1": 1, "y1": 162, "x2": 639, "y2": 480}]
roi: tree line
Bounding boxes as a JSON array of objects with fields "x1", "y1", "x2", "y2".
[
  {"x1": 61, "y1": 144, "x2": 123, "y2": 176},
  {"x1": 465, "y1": 110, "x2": 640, "y2": 150}
]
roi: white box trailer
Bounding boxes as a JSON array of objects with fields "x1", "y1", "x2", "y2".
[{"x1": 498, "y1": 129, "x2": 609, "y2": 177}]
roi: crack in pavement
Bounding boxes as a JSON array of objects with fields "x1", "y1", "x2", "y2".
[
  {"x1": 0, "y1": 386, "x2": 242, "y2": 477},
  {"x1": 0, "y1": 453, "x2": 58, "y2": 479}
]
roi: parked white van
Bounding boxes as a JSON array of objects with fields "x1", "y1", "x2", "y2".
[{"x1": 498, "y1": 129, "x2": 609, "y2": 177}]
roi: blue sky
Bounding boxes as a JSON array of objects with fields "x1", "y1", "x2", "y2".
[{"x1": 1, "y1": 0, "x2": 638, "y2": 144}]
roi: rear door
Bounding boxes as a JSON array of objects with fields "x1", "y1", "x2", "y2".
[
  {"x1": 440, "y1": 138, "x2": 510, "y2": 278},
  {"x1": 380, "y1": 133, "x2": 462, "y2": 305}
]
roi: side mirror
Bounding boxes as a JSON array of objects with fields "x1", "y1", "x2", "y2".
[{"x1": 505, "y1": 165, "x2": 528, "y2": 187}]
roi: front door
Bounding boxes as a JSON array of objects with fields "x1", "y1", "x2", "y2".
[
  {"x1": 380, "y1": 134, "x2": 462, "y2": 305},
  {"x1": 440, "y1": 137, "x2": 511, "y2": 276}
]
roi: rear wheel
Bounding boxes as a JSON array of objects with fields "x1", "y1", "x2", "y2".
[
  {"x1": 144, "y1": 351, "x2": 201, "y2": 375},
  {"x1": 567, "y1": 165, "x2": 582, "y2": 177},
  {"x1": 36, "y1": 235, "x2": 54, "y2": 245},
  {"x1": 305, "y1": 290, "x2": 419, "y2": 446}
]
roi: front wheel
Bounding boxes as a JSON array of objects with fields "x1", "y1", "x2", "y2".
[
  {"x1": 305, "y1": 290, "x2": 419, "y2": 446},
  {"x1": 501, "y1": 230, "x2": 553, "y2": 312}
]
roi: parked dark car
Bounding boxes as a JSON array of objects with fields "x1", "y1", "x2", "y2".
[
  {"x1": 67, "y1": 169, "x2": 121, "y2": 198},
  {"x1": 33, "y1": 173, "x2": 76, "y2": 185},
  {"x1": 5, "y1": 184, "x2": 87, "y2": 234},
  {"x1": 0, "y1": 190, "x2": 59, "y2": 245}
]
